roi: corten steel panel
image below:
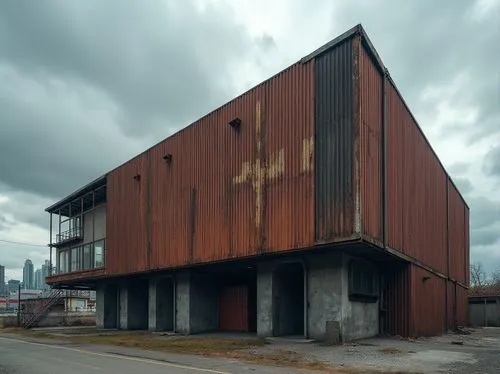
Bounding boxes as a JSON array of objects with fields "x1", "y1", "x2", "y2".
[
  {"x1": 107, "y1": 153, "x2": 149, "y2": 275},
  {"x1": 448, "y1": 181, "x2": 466, "y2": 284},
  {"x1": 145, "y1": 61, "x2": 315, "y2": 270},
  {"x1": 384, "y1": 264, "x2": 411, "y2": 337},
  {"x1": 358, "y1": 40, "x2": 383, "y2": 245},
  {"x1": 456, "y1": 283, "x2": 468, "y2": 326},
  {"x1": 464, "y1": 207, "x2": 470, "y2": 286},
  {"x1": 46, "y1": 268, "x2": 105, "y2": 285},
  {"x1": 219, "y1": 285, "x2": 249, "y2": 332},
  {"x1": 386, "y1": 81, "x2": 448, "y2": 274},
  {"x1": 315, "y1": 39, "x2": 355, "y2": 241},
  {"x1": 410, "y1": 265, "x2": 446, "y2": 337}
]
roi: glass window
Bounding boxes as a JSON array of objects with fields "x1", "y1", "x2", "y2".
[
  {"x1": 94, "y1": 240, "x2": 104, "y2": 268},
  {"x1": 83, "y1": 244, "x2": 92, "y2": 270},
  {"x1": 71, "y1": 247, "x2": 79, "y2": 272},
  {"x1": 59, "y1": 250, "x2": 69, "y2": 274}
]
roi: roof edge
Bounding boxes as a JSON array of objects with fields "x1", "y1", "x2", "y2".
[{"x1": 45, "y1": 174, "x2": 107, "y2": 213}]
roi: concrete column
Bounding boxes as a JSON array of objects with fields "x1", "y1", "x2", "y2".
[
  {"x1": 96, "y1": 284, "x2": 118, "y2": 329},
  {"x1": 175, "y1": 272, "x2": 218, "y2": 334},
  {"x1": 149, "y1": 277, "x2": 174, "y2": 331},
  {"x1": 307, "y1": 253, "x2": 342, "y2": 340},
  {"x1": 256, "y1": 263, "x2": 274, "y2": 337},
  {"x1": 118, "y1": 280, "x2": 149, "y2": 330}
]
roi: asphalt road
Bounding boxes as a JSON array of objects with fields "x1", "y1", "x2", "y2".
[{"x1": 0, "y1": 335, "x2": 298, "y2": 374}]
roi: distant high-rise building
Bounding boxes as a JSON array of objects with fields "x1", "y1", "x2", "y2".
[
  {"x1": 23, "y1": 259, "x2": 34, "y2": 290},
  {"x1": 0, "y1": 264, "x2": 5, "y2": 296},
  {"x1": 8, "y1": 279, "x2": 20, "y2": 293},
  {"x1": 34, "y1": 268, "x2": 42, "y2": 290},
  {"x1": 41, "y1": 260, "x2": 50, "y2": 290}
]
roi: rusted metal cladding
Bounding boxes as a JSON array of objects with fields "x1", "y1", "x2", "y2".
[
  {"x1": 383, "y1": 264, "x2": 411, "y2": 337},
  {"x1": 448, "y1": 181, "x2": 467, "y2": 284},
  {"x1": 106, "y1": 153, "x2": 149, "y2": 275},
  {"x1": 386, "y1": 82, "x2": 448, "y2": 273},
  {"x1": 315, "y1": 39, "x2": 356, "y2": 241},
  {"x1": 464, "y1": 207, "x2": 470, "y2": 286},
  {"x1": 358, "y1": 41, "x2": 383, "y2": 245},
  {"x1": 108, "y1": 62, "x2": 316, "y2": 273},
  {"x1": 218, "y1": 285, "x2": 249, "y2": 332},
  {"x1": 410, "y1": 265, "x2": 447, "y2": 336},
  {"x1": 447, "y1": 282, "x2": 469, "y2": 329},
  {"x1": 456, "y1": 284, "x2": 468, "y2": 326}
]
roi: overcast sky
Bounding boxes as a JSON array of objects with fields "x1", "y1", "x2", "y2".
[{"x1": 0, "y1": 0, "x2": 499, "y2": 281}]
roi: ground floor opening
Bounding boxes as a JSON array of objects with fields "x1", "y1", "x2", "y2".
[{"x1": 272, "y1": 262, "x2": 305, "y2": 337}]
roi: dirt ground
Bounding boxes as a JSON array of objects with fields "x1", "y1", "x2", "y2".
[
  {"x1": 248, "y1": 327, "x2": 500, "y2": 373},
  {"x1": 3, "y1": 326, "x2": 499, "y2": 373}
]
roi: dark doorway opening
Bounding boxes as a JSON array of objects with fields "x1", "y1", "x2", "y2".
[
  {"x1": 127, "y1": 279, "x2": 149, "y2": 330},
  {"x1": 103, "y1": 284, "x2": 118, "y2": 329},
  {"x1": 155, "y1": 277, "x2": 174, "y2": 331},
  {"x1": 273, "y1": 262, "x2": 305, "y2": 337},
  {"x1": 211, "y1": 263, "x2": 257, "y2": 333}
]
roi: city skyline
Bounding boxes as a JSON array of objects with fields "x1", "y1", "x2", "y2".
[{"x1": 0, "y1": 258, "x2": 50, "y2": 285}]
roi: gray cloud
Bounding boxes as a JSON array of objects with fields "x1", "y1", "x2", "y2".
[
  {"x1": 471, "y1": 225, "x2": 500, "y2": 246},
  {"x1": 469, "y1": 196, "x2": 500, "y2": 230},
  {"x1": 331, "y1": 0, "x2": 500, "y2": 142},
  {"x1": 447, "y1": 162, "x2": 470, "y2": 176},
  {"x1": 484, "y1": 145, "x2": 500, "y2": 177},
  {"x1": 453, "y1": 177, "x2": 474, "y2": 195}
]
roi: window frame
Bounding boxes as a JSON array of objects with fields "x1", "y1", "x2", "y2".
[{"x1": 348, "y1": 259, "x2": 379, "y2": 303}]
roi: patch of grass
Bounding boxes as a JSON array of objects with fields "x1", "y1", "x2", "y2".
[{"x1": 378, "y1": 346, "x2": 403, "y2": 354}]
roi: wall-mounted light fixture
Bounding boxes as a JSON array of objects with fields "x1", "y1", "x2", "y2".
[
  {"x1": 133, "y1": 174, "x2": 141, "y2": 182},
  {"x1": 163, "y1": 153, "x2": 173, "y2": 164},
  {"x1": 229, "y1": 117, "x2": 241, "y2": 130},
  {"x1": 422, "y1": 276, "x2": 430, "y2": 283}
]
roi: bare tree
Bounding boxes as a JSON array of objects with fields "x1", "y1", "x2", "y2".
[{"x1": 470, "y1": 262, "x2": 488, "y2": 288}]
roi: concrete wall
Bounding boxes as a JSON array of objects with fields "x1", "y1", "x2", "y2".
[
  {"x1": 340, "y1": 254, "x2": 379, "y2": 341},
  {"x1": 0, "y1": 312, "x2": 95, "y2": 328},
  {"x1": 469, "y1": 298, "x2": 500, "y2": 327},
  {"x1": 256, "y1": 252, "x2": 379, "y2": 342},
  {"x1": 307, "y1": 252, "x2": 343, "y2": 340},
  {"x1": 96, "y1": 284, "x2": 117, "y2": 329},
  {"x1": 189, "y1": 274, "x2": 218, "y2": 334}
]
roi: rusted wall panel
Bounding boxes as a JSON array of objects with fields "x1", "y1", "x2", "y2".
[
  {"x1": 456, "y1": 284, "x2": 468, "y2": 326},
  {"x1": 464, "y1": 207, "x2": 470, "y2": 286},
  {"x1": 315, "y1": 39, "x2": 355, "y2": 241},
  {"x1": 410, "y1": 265, "x2": 446, "y2": 336},
  {"x1": 106, "y1": 62, "x2": 315, "y2": 275},
  {"x1": 448, "y1": 181, "x2": 466, "y2": 284},
  {"x1": 219, "y1": 285, "x2": 249, "y2": 332},
  {"x1": 383, "y1": 264, "x2": 411, "y2": 337},
  {"x1": 447, "y1": 282, "x2": 469, "y2": 329},
  {"x1": 107, "y1": 153, "x2": 149, "y2": 275},
  {"x1": 386, "y1": 81, "x2": 448, "y2": 273},
  {"x1": 359, "y1": 42, "x2": 383, "y2": 244}
]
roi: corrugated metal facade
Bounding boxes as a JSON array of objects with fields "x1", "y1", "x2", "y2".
[
  {"x1": 106, "y1": 62, "x2": 315, "y2": 274},
  {"x1": 218, "y1": 285, "x2": 249, "y2": 332},
  {"x1": 358, "y1": 38, "x2": 383, "y2": 245},
  {"x1": 448, "y1": 181, "x2": 467, "y2": 284},
  {"x1": 410, "y1": 266, "x2": 447, "y2": 336},
  {"x1": 386, "y1": 80, "x2": 448, "y2": 274},
  {"x1": 107, "y1": 153, "x2": 150, "y2": 274},
  {"x1": 383, "y1": 264, "x2": 411, "y2": 337},
  {"x1": 314, "y1": 39, "x2": 355, "y2": 242}
]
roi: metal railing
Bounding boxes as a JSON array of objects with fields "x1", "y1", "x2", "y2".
[
  {"x1": 56, "y1": 227, "x2": 83, "y2": 244},
  {"x1": 20, "y1": 289, "x2": 64, "y2": 329}
]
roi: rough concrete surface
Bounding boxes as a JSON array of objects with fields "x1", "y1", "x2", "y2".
[{"x1": 248, "y1": 327, "x2": 500, "y2": 373}]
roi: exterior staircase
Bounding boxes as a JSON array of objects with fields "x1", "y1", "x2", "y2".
[{"x1": 21, "y1": 289, "x2": 64, "y2": 329}]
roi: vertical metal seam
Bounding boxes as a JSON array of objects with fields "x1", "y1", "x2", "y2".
[{"x1": 382, "y1": 71, "x2": 388, "y2": 248}]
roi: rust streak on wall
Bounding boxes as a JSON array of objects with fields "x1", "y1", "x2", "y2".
[
  {"x1": 359, "y1": 40, "x2": 383, "y2": 245},
  {"x1": 106, "y1": 61, "x2": 315, "y2": 275}
]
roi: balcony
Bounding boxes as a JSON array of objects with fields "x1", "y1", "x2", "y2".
[{"x1": 54, "y1": 226, "x2": 83, "y2": 248}]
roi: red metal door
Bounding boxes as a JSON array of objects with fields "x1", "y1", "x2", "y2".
[{"x1": 219, "y1": 285, "x2": 249, "y2": 332}]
